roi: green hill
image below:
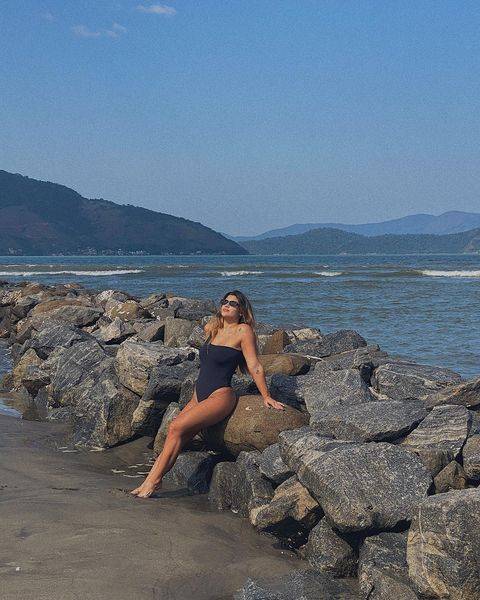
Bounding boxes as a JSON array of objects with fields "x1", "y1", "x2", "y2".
[{"x1": 0, "y1": 170, "x2": 248, "y2": 256}]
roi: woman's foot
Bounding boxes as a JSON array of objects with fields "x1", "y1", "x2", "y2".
[{"x1": 130, "y1": 480, "x2": 162, "y2": 498}]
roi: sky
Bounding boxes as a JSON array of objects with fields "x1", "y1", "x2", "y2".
[{"x1": 1, "y1": 1, "x2": 480, "y2": 236}]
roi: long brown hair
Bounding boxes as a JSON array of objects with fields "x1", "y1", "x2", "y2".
[{"x1": 205, "y1": 289, "x2": 258, "y2": 375}]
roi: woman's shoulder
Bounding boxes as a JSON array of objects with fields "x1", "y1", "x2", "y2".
[{"x1": 237, "y1": 322, "x2": 254, "y2": 338}]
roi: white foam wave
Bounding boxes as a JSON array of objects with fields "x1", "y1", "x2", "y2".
[
  {"x1": 220, "y1": 270, "x2": 263, "y2": 276},
  {"x1": 0, "y1": 269, "x2": 143, "y2": 276},
  {"x1": 419, "y1": 269, "x2": 480, "y2": 278},
  {"x1": 314, "y1": 271, "x2": 343, "y2": 277}
]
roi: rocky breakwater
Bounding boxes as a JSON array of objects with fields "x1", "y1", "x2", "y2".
[{"x1": 1, "y1": 278, "x2": 479, "y2": 600}]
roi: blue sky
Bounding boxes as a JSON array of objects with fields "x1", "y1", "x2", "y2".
[{"x1": 1, "y1": 1, "x2": 479, "y2": 236}]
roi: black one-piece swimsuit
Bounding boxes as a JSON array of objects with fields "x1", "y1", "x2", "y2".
[{"x1": 195, "y1": 341, "x2": 244, "y2": 401}]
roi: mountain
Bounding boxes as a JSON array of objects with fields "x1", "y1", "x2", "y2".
[
  {"x1": 229, "y1": 211, "x2": 480, "y2": 242},
  {"x1": 0, "y1": 170, "x2": 248, "y2": 256},
  {"x1": 239, "y1": 226, "x2": 480, "y2": 255}
]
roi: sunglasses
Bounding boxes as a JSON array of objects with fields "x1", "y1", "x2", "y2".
[{"x1": 220, "y1": 298, "x2": 240, "y2": 308}]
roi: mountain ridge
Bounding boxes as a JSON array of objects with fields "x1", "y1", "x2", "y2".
[
  {"x1": 0, "y1": 170, "x2": 248, "y2": 256},
  {"x1": 227, "y1": 210, "x2": 480, "y2": 241}
]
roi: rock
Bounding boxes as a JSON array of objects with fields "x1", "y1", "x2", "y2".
[
  {"x1": 208, "y1": 461, "x2": 238, "y2": 510},
  {"x1": 105, "y1": 299, "x2": 147, "y2": 321},
  {"x1": 233, "y1": 568, "x2": 359, "y2": 600},
  {"x1": 94, "y1": 317, "x2": 136, "y2": 344},
  {"x1": 315, "y1": 344, "x2": 387, "y2": 370},
  {"x1": 359, "y1": 532, "x2": 419, "y2": 600},
  {"x1": 163, "y1": 450, "x2": 222, "y2": 494},
  {"x1": 29, "y1": 297, "x2": 92, "y2": 316},
  {"x1": 250, "y1": 475, "x2": 323, "y2": 546},
  {"x1": 280, "y1": 434, "x2": 433, "y2": 533},
  {"x1": 311, "y1": 400, "x2": 427, "y2": 442},
  {"x1": 286, "y1": 327, "x2": 323, "y2": 342},
  {"x1": 202, "y1": 394, "x2": 309, "y2": 456},
  {"x1": 258, "y1": 443, "x2": 294, "y2": 486},
  {"x1": 407, "y1": 488, "x2": 480, "y2": 599},
  {"x1": 26, "y1": 320, "x2": 93, "y2": 359},
  {"x1": 71, "y1": 360, "x2": 140, "y2": 448},
  {"x1": 170, "y1": 297, "x2": 216, "y2": 321},
  {"x1": 163, "y1": 316, "x2": 196, "y2": 347},
  {"x1": 434, "y1": 461, "x2": 468, "y2": 493},
  {"x1": 258, "y1": 353, "x2": 310, "y2": 376},
  {"x1": 114, "y1": 339, "x2": 195, "y2": 395},
  {"x1": 48, "y1": 338, "x2": 110, "y2": 407},
  {"x1": 95, "y1": 289, "x2": 132, "y2": 307},
  {"x1": 284, "y1": 329, "x2": 367, "y2": 358},
  {"x1": 152, "y1": 402, "x2": 180, "y2": 456},
  {"x1": 400, "y1": 405, "x2": 471, "y2": 476},
  {"x1": 12, "y1": 348, "x2": 44, "y2": 391},
  {"x1": 131, "y1": 361, "x2": 198, "y2": 434},
  {"x1": 373, "y1": 362, "x2": 462, "y2": 401},
  {"x1": 230, "y1": 451, "x2": 274, "y2": 519},
  {"x1": 462, "y1": 434, "x2": 480, "y2": 482},
  {"x1": 261, "y1": 330, "x2": 291, "y2": 354},
  {"x1": 278, "y1": 427, "x2": 355, "y2": 476},
  {"x1": 135, "y1": 321, "x2": 164, "y2": 342},
  {"x1": 304, "y1": 518, "x2": 357, "y2": 577},
  {"x1": 302, "y1": 368, "x2": 374, "y2": 422},
  {"x1": 139, "y1": 292, "x2": 167, "y2": 309},
  {"x1": 424, "y1": 377, "x2": 480, "y2": 409}
]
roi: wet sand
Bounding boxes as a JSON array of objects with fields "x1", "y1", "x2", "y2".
[{"x1": 0, "y1": 414, "x2": 301, "y2": 600}]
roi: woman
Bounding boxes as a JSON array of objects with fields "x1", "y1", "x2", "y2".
[{"x1": 130, "y1": 289, "x2": 286, "y2": 499}]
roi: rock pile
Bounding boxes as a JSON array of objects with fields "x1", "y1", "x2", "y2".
[{"x1": 1, "y1": 278, "x2": 479, "y2": 599}]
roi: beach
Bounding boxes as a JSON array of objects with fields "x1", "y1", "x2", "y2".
[{"x1": 0, "y1": 413, "x2": 300, "y2": 600}]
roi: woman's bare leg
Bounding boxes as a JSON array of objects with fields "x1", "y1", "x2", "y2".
[{"x1": 131, "y1": 388, "x2": 237, "y2": 498}]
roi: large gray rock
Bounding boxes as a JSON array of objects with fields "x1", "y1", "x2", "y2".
[
  {"x1": 249, "y1": 475, "x2": 323, "y2": 545},
  {"x1": 48, "y1": 338, "x2": 110, "y2": 407},
  {"x1": 407, "y1": 488, "x2": 480, "y2": 599},
  {"x1": 94, "y1": 317, "x2": 136, "y2": 344},
  {"x1": 400, "y1": 405, "x2": 471, "y2": 476},
  {"x1": 131, "y1": 361, "x2": 198, "y2": 435},
  {"x1": 433, "y1": 460, "x2": 468, "y2": 493},
  {"x1": 284, "y1": 329, "x2": 367, "y2": 358},
  {"x1": 258, "y1": 443, "x2": 294, "y2": 486},
  {"x1": 462, "y1": 434, "x2": 480, "y2": 482},
  {"x1": 280, "y1": 434, "x2": 433, "y2": 533},
  {"x1": 167, "y1": 296, "x2": 216, "y2": 321},
  {"x1": 373, "y1": 362, "x2": 462, "y2": 401},
  {"x1": 234, "y1": 568, "x2": 359, "y2": 600},
  {"x1": 207, "y1": 461, "x2": 238, "y2": 510},
  {"x1": 25, "y1": 319, "x2": 93, "y2": 359},
  {"x1": 230, "y1": 451, "x2": 274, "y2": 519},
  {"x1": 278, "y1": 427, "x2": 356, "y2": 477},
  {"x1": 163, "y1": 316, "x2": 196, "y2": 347},
  {"x1": 163, "y1": 450, "x2": 222, "y2": 494},
  {"x1": 359, "y1": 532, "x2": 419, "y2": 600},
  {"x1": 114, "y1": 339, "x2": 195, "y2": 395},
  {"x1": 311, "y1": 399, "x2": 427, "y2": 441},
  {"x1": 303, "y1": 368, "x2": 374, "y2": 422},
  {"x1": 314, "y1": 343, "x2": 389, "y2": 373},
  {"x1": 424, "y1": 377, "x2": 480, "y2": 409},
  {"x1": 70, "y1": 360, "x2": 140, "y2": 448},
  {"x1": 304, "y1": 517, "x2": 357, "y2": 577}
]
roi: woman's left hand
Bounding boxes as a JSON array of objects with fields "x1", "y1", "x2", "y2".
[{"x1": 263, "y1": 395, "x2": 286, "y2": 411}]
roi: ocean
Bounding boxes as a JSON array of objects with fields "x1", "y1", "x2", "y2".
[{"x1": 0, "y1": 254, "x2": 479, "y2": 378}]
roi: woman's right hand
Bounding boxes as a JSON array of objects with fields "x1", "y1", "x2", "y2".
[{"x1": 263, "y1": 395, "x2": 286, "y2": 410}]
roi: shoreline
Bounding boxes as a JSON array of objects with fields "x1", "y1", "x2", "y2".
[
  {"x1": 1, "y1": 277, "x2": 479, "y2": 599},
  {"x1": 0, "y1": 413, "x2": 302, "y2": 600}
]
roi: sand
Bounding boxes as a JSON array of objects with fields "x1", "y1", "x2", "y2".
[{"x1": 0, "y1": 414, "x2": 300, "y2": 600}]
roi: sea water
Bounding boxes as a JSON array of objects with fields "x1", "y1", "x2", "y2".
[{"x1": 0, "y1": 254, "x2": 478, "y2": 378}]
